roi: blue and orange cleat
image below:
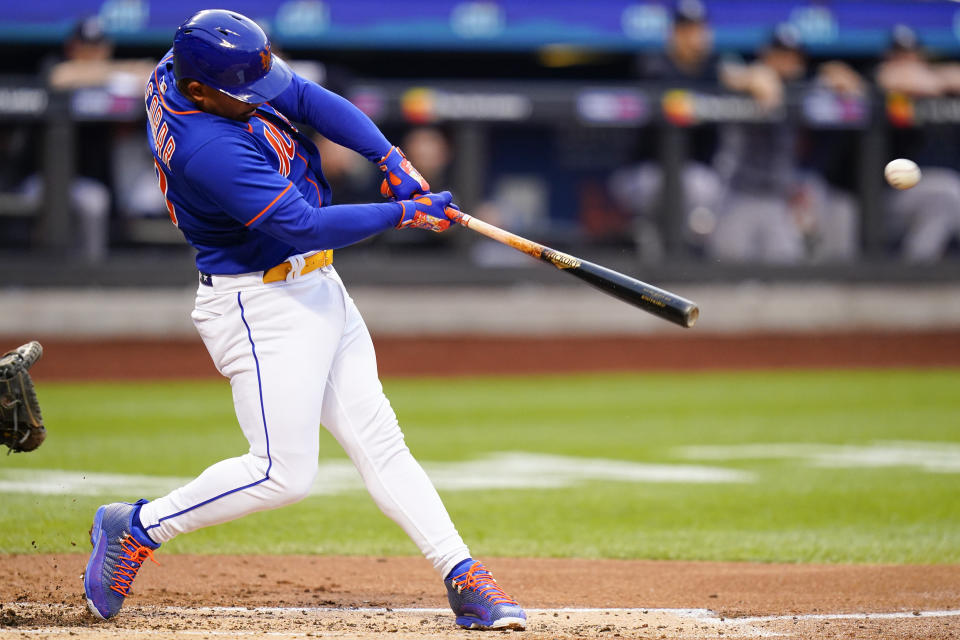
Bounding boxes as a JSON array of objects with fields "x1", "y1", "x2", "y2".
[
  {"x1": 444, "y1": 560, "x2": 526, "y2": 630},
  {"x1": 83, "y1": 500, "x2": 160, "y2": 620}
]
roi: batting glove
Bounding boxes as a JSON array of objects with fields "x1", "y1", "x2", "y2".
[
  {"x1": 378, "y1": 145, "x2": 429, "y2": 200},
  {"x1": 397, "y1": 191, "x2": 459, "y2": 232}
]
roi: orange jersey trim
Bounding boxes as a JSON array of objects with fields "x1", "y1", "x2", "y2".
[
  {"x1": 304, "y1": 175, "x2": 321, "y2": 207},
  {"x1": 297, "y1": 153, "x2": 322, "y2": 206},
  {"x1": 246, "y1": 182, "x2": 292, "y2": 227},
  {"x1": 155, "y1": 56, "x2": 202, "y2": 116}
]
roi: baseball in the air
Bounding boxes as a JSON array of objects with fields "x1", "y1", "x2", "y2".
[{"x1": 884, "y1": 158, "x2": 921, "y2": 190}]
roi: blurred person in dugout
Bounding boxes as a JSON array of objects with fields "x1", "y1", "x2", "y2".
[
  {"x1": 402, "y1": 126, "x2": 453, "y2": 189},
  {"x1": 39, "y1": 17, "x2": 155, "y2": 260},
  {"x1": 311, "y1": 135, "x2": 380, "y2": 206},
  {"x1": 609, "y1": 0, "x2": 723, "y2": 260},
  {"x1": 401, "y1": 125, "x2": 553, "y2": 266},
  {"x1": 49, "y1": 18, "x2": 169, "y2": 246},
  {"x1": 876, "y1": 25, "x2": 960, "y2": 262},
  {"x1": 711, "y1": 24, "x2": 861, "y2": 263}
]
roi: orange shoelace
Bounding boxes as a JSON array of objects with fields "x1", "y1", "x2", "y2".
[
  {"x1": 452, "y1": 562, "x2": 518, "y2": 605},
  {"x1": 109, "y1": 534, "x2": 160, "y2": 597}
]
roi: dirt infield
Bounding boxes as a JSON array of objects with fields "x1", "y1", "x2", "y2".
[
  {"x1": 1, "y1": 555, "x2": 958, "y2": 639},
  {"x1": 14, "y1": 330, "x2": 960, "y2": 381}
]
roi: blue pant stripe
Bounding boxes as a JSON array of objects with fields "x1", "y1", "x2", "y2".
[{"x1": 146, "y1": 291, "x2": 272, "y2": 533}]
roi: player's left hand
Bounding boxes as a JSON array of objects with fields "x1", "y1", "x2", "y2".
[
  {"x1": 378, "y1": 146, "x2": 429, "y2": 200},
  {"x1": 397, "y1": 191, "x2": 459, "y2": 232}
]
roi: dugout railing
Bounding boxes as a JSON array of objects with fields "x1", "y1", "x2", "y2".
[{"x1": 2, "y1": 77, "x2": 960, "y2": 286}]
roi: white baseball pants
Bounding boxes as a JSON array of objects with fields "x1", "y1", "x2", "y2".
[{"x1": 137, "y1": 262, "x2": 470, "y2": 578}]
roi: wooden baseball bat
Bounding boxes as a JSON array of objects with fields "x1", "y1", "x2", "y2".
[{"x1": 448, "y1": 210, "x2": 699, "y2": 328}]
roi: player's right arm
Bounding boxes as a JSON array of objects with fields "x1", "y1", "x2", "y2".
[{"x1": 184, "y1": 136, "x2": 450, "y2": 251}]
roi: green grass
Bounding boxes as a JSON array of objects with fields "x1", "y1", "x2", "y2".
[{"x1": 2, "y1": 368, "x2": 958, "y2": 563}]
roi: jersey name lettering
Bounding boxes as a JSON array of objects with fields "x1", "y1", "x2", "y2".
[{"x1": 146, "y1": 81, "x2": 176, "y2": 170}]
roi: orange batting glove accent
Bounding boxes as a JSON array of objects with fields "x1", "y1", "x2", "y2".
[
  {"x1": 397, "y1": 191, "x2": 455, "y2": 232},
  {"x1": 377, "y1": 146, "x2": 429, "y2": 200}
]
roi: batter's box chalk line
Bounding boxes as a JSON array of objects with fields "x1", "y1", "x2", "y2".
[{"x1": 4, "y1": 603, "x2": 960, "y2": 637}]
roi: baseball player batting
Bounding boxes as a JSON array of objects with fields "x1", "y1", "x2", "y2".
[{"x1": 82, "y1": 9, "x2": 525, "y2": 631}]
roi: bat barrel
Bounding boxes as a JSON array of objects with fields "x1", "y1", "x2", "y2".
[
  {"x1": 456, "y1": 212, "x2": 700, "y2": 328},
  {"x1": 570, "y1": 259, "x2": 699, "y2": 328}
]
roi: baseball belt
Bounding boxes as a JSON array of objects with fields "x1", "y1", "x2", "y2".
[
  {"x1": 262, "y1": 250, "x2": 334, "y2": 283},
  {"x1": 199, "y1": 250, "x2": 334, "y2": 287}
]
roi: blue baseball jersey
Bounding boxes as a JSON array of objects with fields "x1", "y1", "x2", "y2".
[{"x1": 145, "y1": 51, "x2": 403, "y2": 274}]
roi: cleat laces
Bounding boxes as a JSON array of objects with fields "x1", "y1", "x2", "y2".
[
  {"x1": 108, "y1": 534, "x2": 159, "y2": 597},
  {"x1": 452, "y1": 562, "x2": 518, "y2": 606}
]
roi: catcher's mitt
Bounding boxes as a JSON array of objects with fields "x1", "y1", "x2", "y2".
[{"x1": 0, "y1": 341, "x2": 45, "y2": 453}]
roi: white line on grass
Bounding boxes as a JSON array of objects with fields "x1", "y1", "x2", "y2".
[
  {"x1": 0, "y1": 453, "x2": 752, "y2": 498},
  {"x1": 678, "y1": 440, "x2": 960, "y2": 473}
]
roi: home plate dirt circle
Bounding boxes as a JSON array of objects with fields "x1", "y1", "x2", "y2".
[{"x1": 2, "y1": 555, "x2": 959, "y2": 639}]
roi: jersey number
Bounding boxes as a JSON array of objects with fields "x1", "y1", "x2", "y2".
[{"x1": 154, "y1": 159, "x2": 178, "y2": 226}]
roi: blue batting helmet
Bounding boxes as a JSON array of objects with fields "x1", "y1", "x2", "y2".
[{"x1": 173, "y1": 9, "x2": 292, "y2": 103}]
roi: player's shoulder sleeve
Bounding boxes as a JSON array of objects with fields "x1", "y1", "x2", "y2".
[
  {"x1": 269, "y1": 71, "x2": 390, "y2": 162},
  {"x1": 183, "y1": 129, "x2": 300, "y2": 228}
]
